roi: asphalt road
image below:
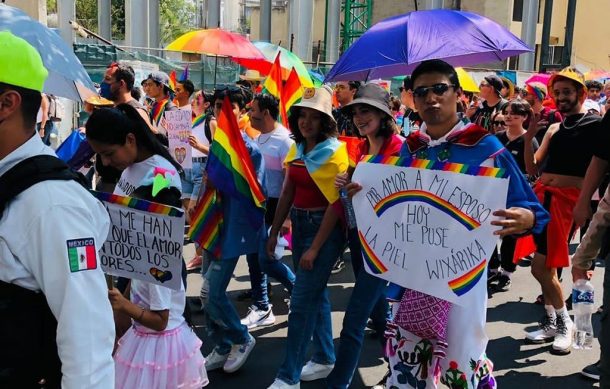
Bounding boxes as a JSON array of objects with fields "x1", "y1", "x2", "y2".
[{"x1": 184, "y1": 243, "x2": 603, "y2": 389}]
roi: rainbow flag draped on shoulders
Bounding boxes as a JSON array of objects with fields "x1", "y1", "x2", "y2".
[{"x1": 284, "y1": 137, "x2": 349, "y2": 204}]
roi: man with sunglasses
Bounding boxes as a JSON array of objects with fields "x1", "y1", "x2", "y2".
[
  {"x1": 346, "y1": 59, "x2": 548, "y2": 388},
  {"x1": 522, "y1": 68, "x2": 605, "y2": 355},
  {"x1": 467, "y1": 74, "x2": 508, "y2": 132}
]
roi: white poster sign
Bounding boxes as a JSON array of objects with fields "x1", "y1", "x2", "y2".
[
  {"x1": 352, "y1": 158, "x2": 509, "y2": 306},
  {"x1": 93, "y1": 192, "x2": 185, "y2": 291},
  {"x1": 165, "y1": 109, "x2": 193, "y2": 169}
]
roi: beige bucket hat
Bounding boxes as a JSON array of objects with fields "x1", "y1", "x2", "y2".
[{"x1": 290, "y1": 85, "x2": 335, "y2": 123}]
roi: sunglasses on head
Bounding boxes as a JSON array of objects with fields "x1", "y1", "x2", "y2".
[{"x1": 412, "y1": 83, "x2": 455, "y2": 98}]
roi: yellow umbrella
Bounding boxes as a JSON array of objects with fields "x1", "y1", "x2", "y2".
[{"x1": 456, "y1": 68, "x2": 479, "y2": 93}]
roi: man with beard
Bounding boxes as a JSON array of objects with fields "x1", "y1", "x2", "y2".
[
  {"x1": 100, "y1": 62, "x2": 151, "y2": 126},
  {"x1": 523, "y1": 67, "x2": 604, "y2": 355}
]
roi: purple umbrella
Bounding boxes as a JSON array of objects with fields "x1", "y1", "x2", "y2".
[{"x1": 325, "y1": 9, "x2": 532, "y2": 82}]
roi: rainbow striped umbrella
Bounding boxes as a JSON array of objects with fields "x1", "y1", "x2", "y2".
[
  {"x1": 235, "y1": 41, "x2": 314, "y2": 87},
  {"x1": 585, "y1": 69, "x2": 610, "y2": 81},
  {"x1": 166, "y1": 28, "x2": 265, "y2": 60}
]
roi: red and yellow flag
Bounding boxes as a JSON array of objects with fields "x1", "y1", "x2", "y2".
[
  {"x1": 263, "y1": 53, "x2": 283, "y2": 99},
  {"x1": 278, "y1": 67, "x2": 303, "y2": 126}
]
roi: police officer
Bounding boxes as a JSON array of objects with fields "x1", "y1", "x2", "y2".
[{"x1": 0, "y1": 32, "x2": 115, "y2": 388}]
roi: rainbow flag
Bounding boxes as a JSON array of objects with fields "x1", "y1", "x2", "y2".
[
  {"x1": 263, "y1": 53, "x2": 283, "y2": 100},
  {"x1": 169, "y1": 70, "x2": 177, "y2": 92},
  {"x1": 281, "y1": 67, "x2": 303, "y2": 123},
  {"x1": 188, "y1": 187, "x2": 223, "y2": 257},
  {"x1": 179, "y1": 64, "x2": 189, "y2": 82},
  {"x1": 206, "y1": 96, "x2": 266, "y2": 227},
  {"x1": 151, "y1": 99, "x2": 169, "y2": 126},
  {"x1": 338, "y1": 136, "x2": 364, "y2": 168}
]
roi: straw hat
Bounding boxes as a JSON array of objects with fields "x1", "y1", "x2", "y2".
[
  {"x1": 85, "y1": 95, "x2": 114, "y2": 107},
  {"x1": 290, "y1": 86, "x2": 335, "y2": 123},
  {"x1": 342, "y1": 83, "x2": 392, "y2": 118},
  {"x1": 239, "y1": 69, "x2": 265, "y2": 82}
]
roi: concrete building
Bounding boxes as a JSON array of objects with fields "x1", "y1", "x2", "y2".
[{"x1": 246, "y1": 0, "x2": 610, "y2": 72}]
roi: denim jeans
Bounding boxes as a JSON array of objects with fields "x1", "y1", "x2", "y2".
[
  {"x1": 204, "y1": 256, "x2": 250, "y2": 355},
  {"x1": 276, "y1": 208, "x2": 345, "y2": 385},
  {"x1": 258, "y1": 224, "x2": 296, "y2": 293},
  {"x1": 246, "y1": 251, "x2": 270, "y2": 310},
  {"x1": 347, "y1": 226, "x2": 389, "y2": 335},
  {"x1": 326, "y1": 270, "x2": 388, "y2": 388}
]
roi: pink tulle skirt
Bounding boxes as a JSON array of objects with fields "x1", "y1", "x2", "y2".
[{"x1": 114, "y1": 322, "x2": 208, "y2": 389}]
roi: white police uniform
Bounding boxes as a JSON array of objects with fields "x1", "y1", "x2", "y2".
[{"x1": 0, "y1": 134, "x2": 115, "y2": 388}]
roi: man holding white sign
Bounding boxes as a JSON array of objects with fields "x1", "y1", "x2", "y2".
[{"x1": 346, "y1": 60, "x2": 549, "y2": 389}]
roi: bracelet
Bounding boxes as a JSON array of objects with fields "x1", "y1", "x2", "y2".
[{"x1": 137, "y1": 308, "x2": 145, "y2": 322}]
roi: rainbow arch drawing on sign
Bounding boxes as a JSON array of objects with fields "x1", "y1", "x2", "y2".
[
  {"x1": 373, "y1": 189, "x2": 481, "y2": 231},
  {"x1": 448, "y1": 259, "x2": 487, "y2": 296},
  {"x1": 358, "y1": 230, "x2": 388, "y2": 274}
]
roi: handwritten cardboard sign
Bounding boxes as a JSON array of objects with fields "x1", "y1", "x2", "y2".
[
  {"x1": 352, "y1": 156, "x2": 509, "y2": 306},
  {"x1": 93, "y1": 192, "x2": 185, "y2": 290},
  {"x1": 165, "y1": 109, "x2": 192, "y2": 169}
]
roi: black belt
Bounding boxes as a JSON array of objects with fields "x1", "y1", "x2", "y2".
[
  {"x1": 192, "y1": 157, "x2": 208, "y2": 163},
  {"x1": 291, "y1": 207, "x2": 326, "y2": 216}
]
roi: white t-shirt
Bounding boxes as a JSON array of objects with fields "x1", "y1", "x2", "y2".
[
  {"x1": 256, "y1": 124, "x2": 293, "y2": 198},
  {"x1": 191, "y1": 118, "x2": 210, "y2": 158},
  {"x1": 129, "y1": 278, "x2": 186, "y2": 332},
  {"x1": 114, "y1": 154, "x2": 182, "y2": 197}
]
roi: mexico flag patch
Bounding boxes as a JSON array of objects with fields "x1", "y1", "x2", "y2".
[{"x1": 66, "y1": 238, "x2": 97, "y2": 272}]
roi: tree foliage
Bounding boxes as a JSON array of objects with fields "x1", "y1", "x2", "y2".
[{"x1": 47, "y1": 0, "x2": 195, "y2": 45}]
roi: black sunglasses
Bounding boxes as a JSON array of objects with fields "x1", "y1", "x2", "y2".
[
  {"x1": 412, "y1": 83, "x2": 455, "y2": 98},
  {"x1": 492, "y1": 120, "x2": 506, "y2": 126}
]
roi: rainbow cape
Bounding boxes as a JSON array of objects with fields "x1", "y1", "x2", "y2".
[
  {"x1": 192, "y1": 113, "x2": 206, "y2": 128},
  {"x1": 206, "y1": 96, "x2": 266, "y2": 227},
  {"x1": 284, "y1": 138, "x2": 349, "y2": 204},
  {"x1": 188, "y1": 187, "x2": 223, "y2": 257},
  {"x1": 151, "y1": 99, "x2": 169, "y2": 126}
]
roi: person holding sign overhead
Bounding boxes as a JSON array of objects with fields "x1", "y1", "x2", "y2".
[
  {"x1": 86, "y1": 105, "x2": 208, "y2": 389},
  {"x1": 345, "y1": 60, "x2": 549, "y2": 389},
  {"x1": 0, "y1": 32, "x2": 115, "y2": 388}
]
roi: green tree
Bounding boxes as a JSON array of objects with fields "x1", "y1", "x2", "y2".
[{"x1": 159, "y1": 0, "x2": 196, "y2": 45}]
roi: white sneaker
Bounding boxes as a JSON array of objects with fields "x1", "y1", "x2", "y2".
[
  {"x1": 267, "y1": 378, "x2": 300, "y2": 388},
  {"x1": 205, "y1": 348, "x2": 228, "y2": 371},
  {"x1": 241, "y1": 305, "x2": 276, "y2": 329},
  {"x1": 525, "y1": 315, "x2": 556, "y2": 343},
  {"x1": 223, "y1": 333, "x2": 256, "y2": 373},
  {"x1": 300, "y1": 360, "x2": 334, "y2": 381},
  {"x1": 552, "y1": 317, "x2": 574, "y2": 354}
]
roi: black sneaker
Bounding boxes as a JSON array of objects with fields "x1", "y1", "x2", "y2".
[
  {"x1": 581, "y1": 361, "x2": 601, "y2": 381},
  {"x1": 487, "y1": 271, "x2": 500, "y2": 286},
  {"x1": 495, "y1": 274, "x2": 511, "y2": 291},
  {"x1": 331, "y1": 258, "x2": 346, "y2": 274}
]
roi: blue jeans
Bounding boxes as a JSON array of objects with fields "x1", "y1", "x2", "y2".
[
  {"x1": 246, "y1": 224, "x2": 297, "y2": 310},
  {"x1": 326, "y1": 270, "x2": 388, "y2": 388},
  {"x1": 276, "y1": 208, "x2": 345, "y2": 385},
  {"x1": 204, "y1": 257, "x2": 250, "y2": 354}
]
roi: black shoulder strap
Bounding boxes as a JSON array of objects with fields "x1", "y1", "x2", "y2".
[{"x1": 0, "y1": 155, "x2": 89, "y2": 217}]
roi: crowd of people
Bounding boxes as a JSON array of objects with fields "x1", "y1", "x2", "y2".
[{"x1": 2, "y1": 30, "x2": 610, "y2": 389}]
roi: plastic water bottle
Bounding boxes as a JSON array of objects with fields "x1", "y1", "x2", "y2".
[
  {"x1": 339, "y1": 187, "x2": 357, "y2": 229},
  {"x1": 572, "y1": 279, "x2": 595, "y2": 350}
]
